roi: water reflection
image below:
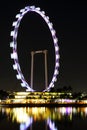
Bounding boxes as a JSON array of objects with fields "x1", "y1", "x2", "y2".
[{"x1": 0, "y1": 107, "x2": 87, "y2": 130}]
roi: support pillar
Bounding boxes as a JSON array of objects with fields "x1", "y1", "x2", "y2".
[
  {"x1": 30, "y1": 50, "x2": 48, "y2": 90},
  {"x1": 31, "y1": 51, "x2": 34, "y2": 90},
  {"x1": 44, "y1": 50, "x2": 48, "y2": 90}
]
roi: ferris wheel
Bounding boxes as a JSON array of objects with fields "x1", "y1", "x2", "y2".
[{"x1": 10, "y1": 6, "x2": 60, "y2": 92}]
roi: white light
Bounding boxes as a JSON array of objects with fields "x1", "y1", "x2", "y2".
[
  {"x1": 16, "y1": 74, "x2": 21, "y2": 79},
  {"x1": 42, "y1": 11, "x2": 45, "y2": 15},
  {"x1": 54, "y1": 38, "x2": 58, "y2": 44},
  {"x1": 11, "y1": 52, "x2": 17, "y2": 59},
  {"x1": 36, "y1": 7, "x2": 40, "y2": 11},
  {"x1": 51, "y1": 30, "x2": 56, "y2": 36},
  {"x1": 30, "y1": 6, "x2": 35, "y2": 9},
  {"x1": 25, "y1": 6, "x2": 29, "y2": 10},
  {"x1": 52, "y1": 77, "x2": 56, "y2": 82},
  {"x1": 55, "y1": 46, "x2": 59, "y2": 51},
  {"x1": 46, "y1": 16, "x2": 49, "y2": 20},
  {"x1": 45, "y1": 16, "x2": 49, "y2": 23},
  {"x1": 51, "y1": 84, "x2": 54, "y2": 88},
  {"x1": 56, "y1": 62, "x2": 59, "y2": 67},
  {"x1": 20, "y1": 9, "x2": 25, "y2": 13},
  {"x1": 10, "y1": 31, "x2": 14, "y2": 36},
  {"x1": 49, "y1": 82, "x2": 53, "y2": 88},
  {"x1": 12, "y1": 21, "x2": 17, "y2": 26},
  {"x1": 26, "y1": 88, "x2": 33, "y2": 92},
  {"x1": 22, "y1": 9, "x2": 28, "y2": 16},
  {"x1": 16, "y1": 14, "x2": 21, "y2": 18},
  {"x1": 56, "y1": 54, "x2": 60, "y2": 59},
  {"x1": 21, "y1": 82, "x2": 26, "y2": 87},
  {"x1": 13, "y1": 64, "x2": 17, "y2": 70},
  {"x1": 10, "y1": 42, "x2": 14, "y2": 48},
  {"x1": 48, "y1": 22, "x2": 53, "y2": 29},
  {"x1": 54, "y1": 69, "x2": 58, "y2": 75}
]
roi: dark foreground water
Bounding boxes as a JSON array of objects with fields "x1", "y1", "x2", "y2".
[{"x1": 0, "y1": 106, "x2": 87, "y2": 130}]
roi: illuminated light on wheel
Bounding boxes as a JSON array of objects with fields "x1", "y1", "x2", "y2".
[{"x1": 10, "y1": 6, "x2": 60, "y2": 92}]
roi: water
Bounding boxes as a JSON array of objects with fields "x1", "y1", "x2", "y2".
[{"x1": 0, "y1": 106, "x2": 87, "y2": 130}]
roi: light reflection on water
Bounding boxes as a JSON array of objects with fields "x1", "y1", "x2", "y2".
[{"x1": 0, "y1": 107, "x2": 87, "y2": 130}]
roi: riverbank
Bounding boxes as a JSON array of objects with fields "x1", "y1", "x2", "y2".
[{"x1": 1, "y1": 102, "x2": 87, "y2": 107}]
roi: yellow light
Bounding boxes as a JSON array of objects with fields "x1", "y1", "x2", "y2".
[
  {"x1": 15, "y1": 95, "x2": 26, "y2": 99},
  {"x1": 16, "y1": 92, "x2": 29, "y2": 96},
  {"x1": 84, "y1": 107, "x2": 87, "y2": 114},
  {"x1": 12, "y1": 108, "x2": 29, "y2": 123}
]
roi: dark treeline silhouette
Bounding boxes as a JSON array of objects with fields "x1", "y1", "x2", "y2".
[
  {"x1": 50, "y1": 86, "x2": 72, "y2": 92},
  {"x1": 0, "y1": 90, "x2": 9, "y2": 100}
]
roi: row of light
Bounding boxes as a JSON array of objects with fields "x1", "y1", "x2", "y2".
[{"x1": 10, "y1": 6, "x2": 60, "y2": 92}]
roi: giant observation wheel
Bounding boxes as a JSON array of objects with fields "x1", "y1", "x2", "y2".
[{"x1": 10, "y1": 6, "x2": 60, "y2": 92}]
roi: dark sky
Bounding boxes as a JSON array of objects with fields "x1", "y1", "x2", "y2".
[{"x1": 0, "y1": 0, "x2": 87, "y2": 92}]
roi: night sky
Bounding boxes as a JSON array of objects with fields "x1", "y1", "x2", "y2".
[{"x1": 0, "y1": 0, "x2": 87, "y2": 92}]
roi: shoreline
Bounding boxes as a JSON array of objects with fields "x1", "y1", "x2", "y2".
[{"x1": 1, "y1": 103, "x2": 87, "y2": 107}]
